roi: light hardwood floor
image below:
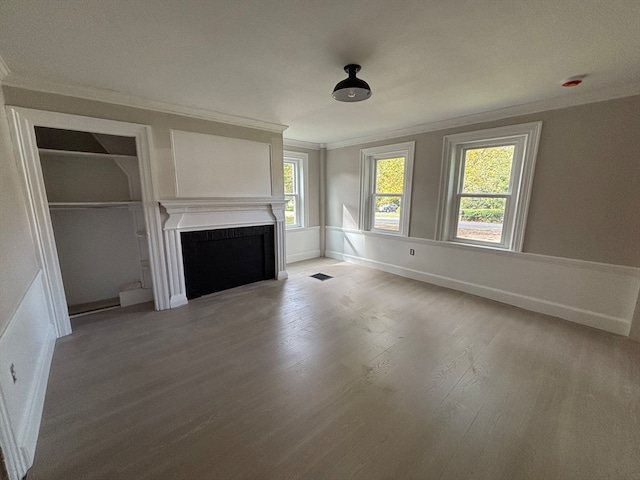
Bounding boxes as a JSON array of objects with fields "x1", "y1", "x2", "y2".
[{"x1": 28, "y1": 258, "x2": 640, "y2": 479}]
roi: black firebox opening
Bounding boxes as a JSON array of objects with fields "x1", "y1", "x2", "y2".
[{"x1": 181, "y1": 225, "x2": 275, "y2": 299}]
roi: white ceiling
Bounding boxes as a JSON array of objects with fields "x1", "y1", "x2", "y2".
[{"x1": 1, "y1": 0, "x2": 639, "y2": 144}]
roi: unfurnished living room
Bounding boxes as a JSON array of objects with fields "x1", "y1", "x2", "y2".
[{"x1": 0, "y1": 1, "x2": 639, "y2": 479}]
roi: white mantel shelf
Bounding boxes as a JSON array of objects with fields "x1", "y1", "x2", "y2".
[
  {"x1": 159, "y1": 197, "x2": 288, "y2": 308},
  {"x1": 161, "y1": 197, "x2": 286, "y2": 211},
  {"x1": 48, "y1": 201, "x2": 141, "y2": 210}
]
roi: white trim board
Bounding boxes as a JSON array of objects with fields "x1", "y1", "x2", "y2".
[
  {"x1": 325, "y1": 227, "x2": 640, "y2": 336},
  {"x1": 0, "y1": 54, "x2": 9, "y2": 82},
  {"x1": 287, "y1": 250, "x2": 322, "y2": 264},
  {"x1": 283, "y1": 138, "x2": 322, "y2": 151},
  {"x1": 3, "y1": 73, "x2": 288, "y2": 134}
]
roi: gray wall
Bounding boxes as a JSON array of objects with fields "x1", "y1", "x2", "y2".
[
  {"x1": 40, "y1": 156, "x2": 132, "y2": 202},
  {"x1": 2, "y1": 87, "x2": 285, "y2": 200},
  {"x1": 283, "y1": 145, "x2": 321, "y2": 227},
  {"x1": 326, "y1": 95, "x2": 640, "y2": 267},
  {"x1": 0, "y1": 88, "x2": 40, "y2": 334},
  {"x1": 50, "y1": 208, "x2": 142, "y2": 305}
]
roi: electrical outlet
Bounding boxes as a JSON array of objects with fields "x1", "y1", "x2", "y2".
[
  {"x1": 409, "y1": 249, "x2": 415, "y2": 255},
  {"x1": 10, "y1": 363, "x2": 17, "y2": 383}
]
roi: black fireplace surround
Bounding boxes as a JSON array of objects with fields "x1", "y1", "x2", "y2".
[{"x1": 181, "y1": 225, "x2": 275, "y2": 299}]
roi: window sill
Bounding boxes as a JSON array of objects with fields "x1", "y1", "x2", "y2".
[
  {"x1": 444, "y1": 238, "x2": 517, "y2": 253},
  {"x1": 366, "y1": 228, "x2": 408, "y2": 237}
]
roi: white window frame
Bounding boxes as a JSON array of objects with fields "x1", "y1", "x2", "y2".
[
  {"x1": 436, "y1": 122, "x2": 542, "y2": 251},
  {"x1": 283, "y1": 151, "x2": 308, "y2": 229},
  {"x1": 359, "y1": 141, "x2": 415, "y2": 236}
]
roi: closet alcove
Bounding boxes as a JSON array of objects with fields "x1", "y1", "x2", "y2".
[{"x1": 36, "y1": 127, "x2": 154, "y2": 316}]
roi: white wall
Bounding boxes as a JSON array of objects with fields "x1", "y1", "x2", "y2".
[
  {"x1": 286, "y1": 227, "x2": 321, "y2": 264},
  {"x1": 50, "y1": 208, "x2": 143, "y2": 305},
  {"x1": 171, "y1": 130, "x2": 273, "y2": 198}
]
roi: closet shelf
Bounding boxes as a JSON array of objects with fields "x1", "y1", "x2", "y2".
[
  {"x1": 48, "y1": 201, "x2": 141, "y2": 210},
  {"x1": 38, "y1": 148, "x2": 137, "y2": 160}
]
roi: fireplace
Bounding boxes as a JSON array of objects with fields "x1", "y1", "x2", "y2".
[
  {"x1": 160, "y1": 198, "x2": 287, "y2": 307},
  {"x1": 181, "y1": 225, "x2": 275, "y2": 299}
]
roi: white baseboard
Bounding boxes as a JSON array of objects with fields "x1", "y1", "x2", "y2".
[
  {"x1": 325, "y1": 229, "x2": 640, "y2": 336},
  {"x1": 324, "y1": 250, "x2": 344, "y2": 261},
  {"x1": 0, "y1": 270, "x2": 57, "y2": 480},
  {"x1": 287, "y1": 249, "x2": 321, "y2": 264},
  {"x1": 170, "y1": 293, "x2": 188, "y2": 308},
  {"x1": 119, "y1": 287, "x2": 154, "y2": 307}
]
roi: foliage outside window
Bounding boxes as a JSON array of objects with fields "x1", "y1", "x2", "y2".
[
  {"x1": 283, "y1": 152, "x2": 307, "y2": 228},
  {"x1": 359, "y1": 142, "x2": 415, "y2": 236},
  {"x1": 437, "y1": 122, "x2": 542, "y2": 251}
]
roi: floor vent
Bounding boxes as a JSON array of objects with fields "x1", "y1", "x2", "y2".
[{"x1": 310, "y1": 273, "x2": 333, "y2": 281}]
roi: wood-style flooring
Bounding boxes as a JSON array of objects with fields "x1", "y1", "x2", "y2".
[{"x1": 28, "y1": 258, "x2": 640, "y2": 479}]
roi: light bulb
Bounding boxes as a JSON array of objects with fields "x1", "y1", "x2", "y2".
[{"x1": 347, "y1": 91, "x2": 356, "y2": 98}]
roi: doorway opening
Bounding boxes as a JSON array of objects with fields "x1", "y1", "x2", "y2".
[
  {"x1": 7, "y1": 107, "x2": 170, "y2": 337},
  {"x1": 35, "y1": 126, "x2": 155, "y2": 317}
]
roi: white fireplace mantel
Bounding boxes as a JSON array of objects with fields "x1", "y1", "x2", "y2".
[{"x1": 160, "y1": 197, "x2": 288, "y2": 307}]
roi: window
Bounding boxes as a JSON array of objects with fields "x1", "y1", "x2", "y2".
[
  {"x1": 436, "y1": 122, "x2": 542, "y2": 251},
  {"x1": 283, "y1": 151, "x2": 308, "y2": 228},
  {"x1": 359, "y1": 141, "x2": 415, "y2": 236}
]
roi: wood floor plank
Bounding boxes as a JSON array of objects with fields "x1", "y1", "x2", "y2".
[{"x1": 27, "y1": 258, "x2": 640, "y2": 480}]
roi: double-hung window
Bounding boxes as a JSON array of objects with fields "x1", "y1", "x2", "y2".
[
  {"x1": 283, "y1": 151, "x2": 308, "y2": 228},
  {"x1": 359, "y1": 141, "x2": 415, "y2": 236},
  {"x1": 436, "y1": 122, "x2": 542, "y2": 251}
]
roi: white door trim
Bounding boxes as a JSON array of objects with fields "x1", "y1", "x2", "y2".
[{"x1": 5, "y1": 106, "x2": 170, "y2": 336}]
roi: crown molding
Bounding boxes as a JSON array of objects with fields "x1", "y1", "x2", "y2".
[
  {"x1": 283, "y1": 138, "x2": 322, "y2": 150},
  {"x1": 0, "y1": 54, "x2": 9, "y2": 82},
  {"x1": 2, "y1": 73, "x2": 289, "y2": 134},
  {"x1": 325, "y1": 83, "x2": 640, "y2": 150}
]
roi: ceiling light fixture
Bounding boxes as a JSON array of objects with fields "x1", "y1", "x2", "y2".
[{"x1": 332, "y1": 64, "x2": 372, "y2": 102}]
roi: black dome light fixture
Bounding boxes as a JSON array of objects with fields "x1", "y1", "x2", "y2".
[{"x1": 332, "y1": 64, "x2": 372, "y2": 102}]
